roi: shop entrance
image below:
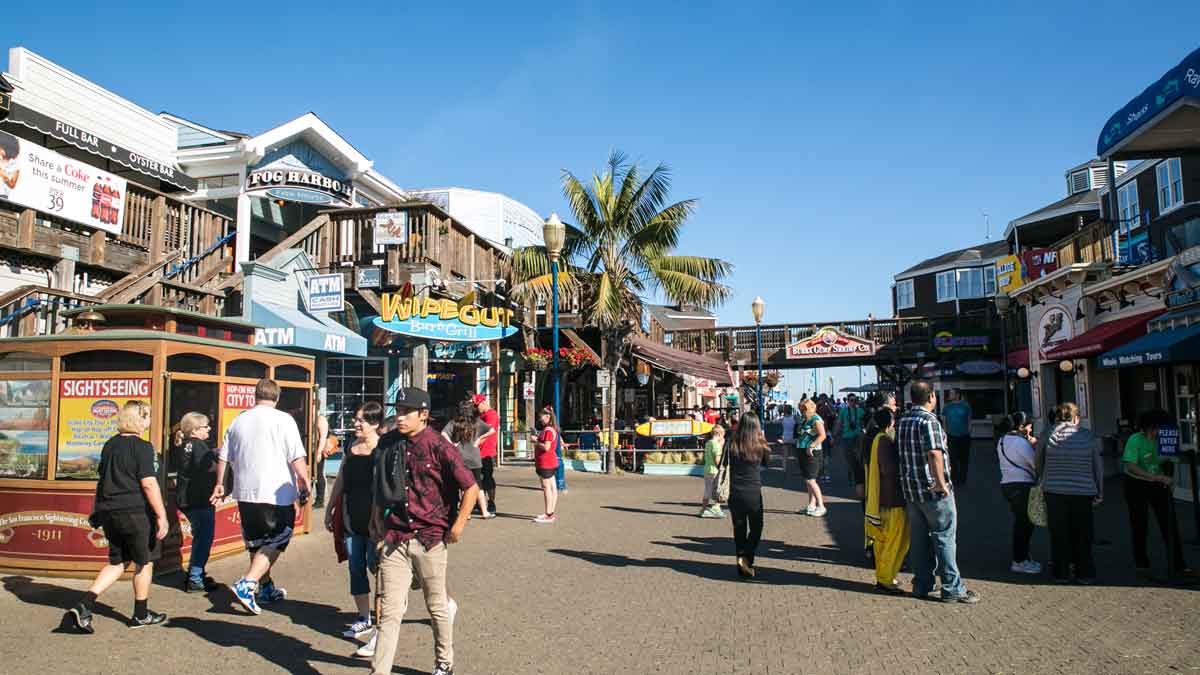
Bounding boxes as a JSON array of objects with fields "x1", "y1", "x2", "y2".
[{"x1": 428, "y1": 362, "x2": 481, "y2": 425}]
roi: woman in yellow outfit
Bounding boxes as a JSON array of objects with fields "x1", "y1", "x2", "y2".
[{"x1": 865, "y1": 407, "x2": 910, "y2": 594}]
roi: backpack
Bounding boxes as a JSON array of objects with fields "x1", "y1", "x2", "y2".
[{"x1": 373, "y1": 430, "x2": 409, "y2": 521}]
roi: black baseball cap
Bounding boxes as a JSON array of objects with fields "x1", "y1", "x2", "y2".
[{"x1": 392, "y1": 387, "x2": 430, "y2": 411}]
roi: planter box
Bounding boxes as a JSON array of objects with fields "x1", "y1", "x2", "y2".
[
  {"x1": 566, "y1": 459, "x2": 603, "y2": 472},
  {"x1": 643, "y1": 463, "x2": 704, "y2": 476}
]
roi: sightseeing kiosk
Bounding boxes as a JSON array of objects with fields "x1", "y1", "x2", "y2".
[{"x1": 0, "y1": 305, "x2": 316, "y2": 577}]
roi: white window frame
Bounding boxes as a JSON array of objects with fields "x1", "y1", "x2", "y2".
[
  {"x1": 1158, "y1": 158, "x2": 1184, "y2": 214},
  {"x1": 956, "y1": 268, "x2": 985, "y2": 299},
  {"x1": 936, "y1": 270, "x2": 957, "y2": 302},
  {"x1": 1117, "y1": 182, "x2": 1140, "y2": 232},
  {"x1": 983, "y1": 266, "x2": 997, "y2": 296},
  {"x1": 895, "y1": 279, "x2": 915, "y2": 310}
]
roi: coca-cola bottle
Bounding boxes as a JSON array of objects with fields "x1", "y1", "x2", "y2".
[{"x1": 91, "y1": 183, "x2": 101, "y2": 220}]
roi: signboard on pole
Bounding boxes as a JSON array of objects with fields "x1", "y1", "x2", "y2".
[
  {"x1": 0, "y1": 130, "x2": 127, "y2": 234},
  {"x1": 522, "y1": 380, "x2": 536, "y2": 400}
]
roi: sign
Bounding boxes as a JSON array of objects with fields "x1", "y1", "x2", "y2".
[
  {"x1": 596, "y1": 369, "x2": 611, "y2": 388},
  {"x1": 374, "y1": 293, "x2": 517, "y2": 343},
  {"x1": 0, "y1": 379, "x2": 51, "y2": 479},
  {"x1": 265, "y1": 186, "x2": 339, "y2": 205},
  {"x1": 1037, "y1": 306, "x2": 1073, "y2": 354},
  {"x1": 1165, "y1": 246, "x2": 1200, "y2": 310},
  {"x1": 958, "y1": 360, "x2": 1004, "y2": 375},
  {"x1": 356, "y1": 266, "x2": 381, "y2": 289},
  {"x1": 245, "y1": 168, "x2": 352, "y2": 203},
  {"x1": 255, "y1": 326, "x2": 295, "y2": 347},
  {"x1": 1158, "y1": 423, "x2": 1180, "y2": 457},
  {"x1": 0, "y1": 130, "x2": 127, "y2": 235},
  {"x1": 785, "y1": 327, "x2": 876, "y2": 359},
  {"x1": 522, "y1": 380, "x2": 536, "y2": 400},
  {"x1": 374, "y1": 211, "x2": 408, "y2": 245},
  {"x1": 1117, "y1": 229, "x2": 1153, "y2": 267},
  {"x1": 219, "y1": 383, "x2": 257, "y2": 444},
  {"x1": 1021, "y1": 248, "x2": 1059, "y2": 281},
  {"x1": 56, "y1": 378, "x2": 152, "y2": 480},
  {"x1": 430, "y1": 341, "x2": 491, "y2": 361},
  {"x1": 4, "y1": 102, "x2": 197, "y2": 190},
  {"x1": 996, "y1": 255, "x2": 1024, "y2": 294},
  {"x1": 636, "y1": 419, "x2": 715, "y2": 437},
  {"x1": 305, "y1": 273, "x2": 344, "y2": 313},
  {"x1": 933, "y1": 331, "x2": 990, "y2": 352},
  {"x1": 1097, "y1": 45, "x2": 1200, "y2": 156}
]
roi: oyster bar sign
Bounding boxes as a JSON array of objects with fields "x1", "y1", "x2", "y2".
[{"x1": 786, "y1": 327, "x2": 876, "y2": 359}]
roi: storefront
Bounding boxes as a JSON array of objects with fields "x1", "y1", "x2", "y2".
[{"x1": 0, "y1": 305, "x2": 315, "y2": 577}]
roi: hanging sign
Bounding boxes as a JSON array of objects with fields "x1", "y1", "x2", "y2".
[
  {"x1": 56, "y1": 378, "x2": 151, "y2": 480},
  {"x1": 374, "y1": 211, "x2": 408, "y2": 245},
  {"x1": 933, "y1": 331, "x2": 990, "y2": 352},
  {"x1": 305, "y1": 273, "x2": 344, "y2": 313},
  {"x1": 0, "y1": 130, "x2": 127, "y2": 235},
  {"x1": 373, "y1": 293, "x2": 517, "y2": 342},
  {"x1": 785, "y1": 327, "x2": 876, "y2": 359},
  {"x1": 1037, "y1": 306, "x2": 1073, "y2": 354},
  {"x1": 356, "y1": 266, "x2": 381, "y2": 289}
]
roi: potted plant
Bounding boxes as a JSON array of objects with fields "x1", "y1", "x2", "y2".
[{"x1": 521, "y1": 348, "x2": 552, "y2": 371}]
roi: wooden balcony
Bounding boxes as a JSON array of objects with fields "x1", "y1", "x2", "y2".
[{"x1": 1053, "y1": 219, "x2": 1117, "y2": 267}]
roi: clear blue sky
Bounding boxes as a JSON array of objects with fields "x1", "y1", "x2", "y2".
[{"x1": 4, "y1": 2, "x2": 1197, "y2": 396}]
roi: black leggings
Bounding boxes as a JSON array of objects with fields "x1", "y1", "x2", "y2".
[
  {"x1": 729, "y1": 491, "x2": 764, "y2": 565},
  {"x1": 1124, "y1": 475, "x2": 1186, "y2": 571},
  {"x1": 1045, "y1": 492, "x2": 1096, "y2": 580},
  {"x1": 481, "y1": 456, "x2": 497, "y2": 494},
  {"x1": 1002, "y1": 482, "x2": 1035, "y2": 563}
]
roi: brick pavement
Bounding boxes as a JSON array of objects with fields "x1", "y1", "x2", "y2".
[{"x1": 1, "y1": 445, "x2": 1198, "y2": 674}]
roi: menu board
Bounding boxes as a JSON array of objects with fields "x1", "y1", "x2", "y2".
[
  {"x1": 56, "y1": 378, "x2": 151, "y2": 479},
  {"x1": 0, "y1": 380, "x2": 51, "y2": 479}
]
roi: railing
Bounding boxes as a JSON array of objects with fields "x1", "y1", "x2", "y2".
[
  {"x1": 0, "y1": 285, "x2": 100, "y2": 338},
  {"x1": 1054, "y1": 219, "x2": 1117, "y2": 267}
]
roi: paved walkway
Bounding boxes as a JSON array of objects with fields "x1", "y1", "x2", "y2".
[{"x1": 2, "y1": 445, "x2": 1198, "y2": 674}]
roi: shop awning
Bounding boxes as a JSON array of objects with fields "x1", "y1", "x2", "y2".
[
  {"x1": 1097, "y1": 46, "x2": 1200, "y2": 159},
  {"x1": 1099, "y1": 320, "x2": 1200, "y2": 368},
  {"x1": 1043, "y1": 309, "x2": 1164, "y2": 361},
  {"x1": 249, "y1": 302, "x2": 367, "y2": 357},
  {"x1": 1006, "y1": 347, "x2": 1030, "y2": 370},
  {"x1": 628, "y1": 334, "x2": 733, "y2": 385}
]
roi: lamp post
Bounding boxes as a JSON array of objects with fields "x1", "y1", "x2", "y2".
[
  {"x1": 543, "y1": 214, "x2": 567, "y2": 492},
  {"x1": 995, "y1": 293, "x2": 1011, "y2": 417},
  {"x1": 752, "y1": 296, "x2": 765, "y2": 422}
]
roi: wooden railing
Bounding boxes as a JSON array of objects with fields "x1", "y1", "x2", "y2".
[
  {"x1": 1054, "y1": 219, "x2": 1117, "y2": 267},
  {"x1": 0, "y1": 285, "x2": 100, "y2": 338}
]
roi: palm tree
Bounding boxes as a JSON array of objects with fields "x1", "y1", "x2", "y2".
[{"x1": 509, "y1": 151, "x2": 733, "y2": 472}]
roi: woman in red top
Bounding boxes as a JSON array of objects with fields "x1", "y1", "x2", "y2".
[{"x1": 534, "y1": 407, "x2": 560, "y2": 524}]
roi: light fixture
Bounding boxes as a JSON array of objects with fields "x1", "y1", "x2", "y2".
[
  {"x1": 751, "y1": 296, "x2": 765, "y2": 324},
  {"x1": 542, "y1": 213, "x2": 566, "y2": 262},
  {"x1": 995, "y1": 293, "x2": 1011, "y2": 315},
  {"x1": 1017, "y1": 367, "x2": 1031, "y2": 379},
  {"x1": 1059, "y1": 360, "x2": 1074, "y2": 373}
]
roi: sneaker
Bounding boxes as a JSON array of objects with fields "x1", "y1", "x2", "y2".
[
  {"x1": 342, "y1": 617, "x2": 373, "y2": 639},
  {"x1": 941, "y1": 589, "x2": 980, "y2": 604},
  {"x1": 533, "y1": 513, "x2": 556, "y2": 524},
  {"x1": 479, "y1": 512, "x2": 496, "y2": 520},
  {"x1": 257, "y1": 584, "x2": 287, "y2": 605},
  {"x1": 130, "y1": 610, "x2": 167, "y2": 628},
  {"x1": 1010, "y1": 560, "x2": 1042, "y2": 575},
  {"x1": 699, "y1": 507, "x2": 721, "y2": 519},
  {"x1": 432, "y1": 663, "x2": 454, "y2": 675},
  {"x1": 231, "y1": 579, "x2": 261, "y2": 615},
  {"x1": 800, "y1": 505, "x2": 814, "y2": 516},
  {"x1": 354, "y1": 629, "x2": 377, "y2": 658},
  {"x1": 66, "y1": 603, "x2": 94, "y2": 634},
  {"x1": 809, "y1": 506, "x2": 827, "y2": 517},
  {"x1": 185, "y1": 578, "x2": 207, "y2": 593},
  {"x1": 447, "y1": 597, "x2": 458, "y2": 625}
]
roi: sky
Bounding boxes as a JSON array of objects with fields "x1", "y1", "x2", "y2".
[{"x1": 4, "y1": 1, "x2": 1198, "y2": 397}]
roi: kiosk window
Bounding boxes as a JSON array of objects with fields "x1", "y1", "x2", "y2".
[
  {"x1": 168, "y1": 353, "x2": 219, "y2": 375},
  {"x1": 226, "y1": 359, "x2": 268, "y2": 379},
  {"x1": 275, "y1": 364, "x2": 311, "y2": 382},
  {"x1": 0, "y1": 352, "x2": 51, "y2": 372},
  {"x1": 63, "y1": 350, "x2": 153, "y2": 372}
]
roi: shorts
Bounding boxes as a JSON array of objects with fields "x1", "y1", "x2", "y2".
[
  {"x1": 795, "y1": 447, "x2": 823, "y2": 481},
  {"x1": 536, "y1": 467, "x2": 557, "y2": 479},
  {"x1": 102, "y1": 510, "x2": 161, "y2": 566},
  {"x1": 238, "y1": 502, "x2": 296, "y2": 554}
]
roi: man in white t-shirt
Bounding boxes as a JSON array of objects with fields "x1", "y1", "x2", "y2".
[{"x1": 211, "y1": 378, "x2": 310, "y2": 616}]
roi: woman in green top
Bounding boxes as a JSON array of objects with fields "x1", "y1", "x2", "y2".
[
  {"x1": 700, "y1": 425, "x2": 726, "y2": 518},
  {"x1": 795, "y1": 399, "x2": 828, "y2": 517},
  {"x1": 1122, "y1": 412, "x2": 1187, "y2": 576}
]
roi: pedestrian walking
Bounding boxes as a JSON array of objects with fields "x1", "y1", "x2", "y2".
[
  {"x1": 897, "y1": 381, "x2": 979, "y2": 604},
  {"x1": 314, "y1": 415, "x2": 338, "y2": 509},
  {"x1": 997, "y1": 412, "x2": 1042, "y2": 575},
  {"x1": 699, "y1": 425, "x2": 725, "y2": 518},
  {"x1": 1038, "y1": 402, "x2": 1102, "y2": 584},
  {"x1": 942, "y1": 389, "x2": 973, "y2": 490},
  {"x1": 816, "y1": 395, "x2": 836, "y2": 482},
  {"x1": 173, "y1": 411, "x2": 219, "y2": 592},
  {"x1": 1121, "y1": 411, "x2": 1189, "y2": 579},
  {"x1": 325, "y1": 401, "x2": 383, "y2": 641},
  {"x1": 794, "y1": 399, "x2": 827, "y2": 516},
  {"x1": 727, "y1": 412, "x2": 771, "y2": 579},
  {"x1": 210, "y1": 378, "x2": 310, "y2": 614},
  {"x1": 837, "y1": 394, "x2": 866, "y2": 487},
  {"x1": 66, "y1": 400, "x2": 168, "y2": 633},
  {"x1": 369, "y1": 386, "x2": 478, "y2": 675},
  {"x1": 534, "y1": 407, "x2": 561, "y2": 523},
  {"x1": 779, "y1": 404, "x2": 796, "y2": 453},
  {"x1": 865, "y1": 407, "x2": 908, "y2": 594},
  {"x1": 443, "y1": 400, "x2": 494, "y2": 519},
  {"x1": 473, "y1": 394, "x2": 500, "y2": 516}
]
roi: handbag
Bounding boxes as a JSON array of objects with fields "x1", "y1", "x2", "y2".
[
  {"x1": 711, "y1": 440, "x2": 731, "y2": 503},
  {"x1": 1027, "y1": 484, "x2": 1048, "y2": 527}
]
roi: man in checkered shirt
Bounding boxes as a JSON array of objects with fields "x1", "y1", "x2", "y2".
[{"x1": 896, "y1": 381, "x2": 980, "y2": 604}]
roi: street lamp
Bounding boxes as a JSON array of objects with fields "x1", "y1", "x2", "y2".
[
  {"x1": 751, "y1": 296, "x2": 765, "y2": 423},
  {"x1": 995, "y1": 293, "x2": 1011, "y2": 416},
  {"x1": 543, "y1": 213, "x2": 567, "y2": 491}
]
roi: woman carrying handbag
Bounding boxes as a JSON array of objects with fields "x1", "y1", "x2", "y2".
[{"x1": 996, "y1": 412, "x2": 1042, "y2": 575}]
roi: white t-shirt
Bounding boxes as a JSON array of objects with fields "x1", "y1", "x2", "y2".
[
  {"x1": 997, "y1": 433, "x2": 1038, "y2": 485},
  {"x1": 218, "y1": 404, "x2": 306, "y2": 505},
  {"x1": 780, "y1": 414, "x2": 797, "y2": 443}
]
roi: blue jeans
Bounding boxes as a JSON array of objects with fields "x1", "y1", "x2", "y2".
[
  {"x1": 184, "y1": 506, "x2": 216, "y2": 583},
  {"x1": 345, "y1": 534, "x2": 377, "y2": 597},
  {"x1": 906, "y1": 494, "x2": 966, "y2": 598}
]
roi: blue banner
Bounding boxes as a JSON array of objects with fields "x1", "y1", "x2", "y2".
[{"x1": 1097, "y1": 46, "x2": 1200, "y2": 156}]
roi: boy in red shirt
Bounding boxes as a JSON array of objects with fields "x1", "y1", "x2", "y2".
[{"x1": 473, "y1": 394, "x2": 500, "y2": 516}]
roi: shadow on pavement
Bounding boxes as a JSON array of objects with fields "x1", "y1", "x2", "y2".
[
  {"x1": 3, "y1": 575, "x2": 129, "y2": 628},
  {"x1": 166, "y1": 616, "x2": 378, "y2": 674},
  {"x1": 601, "y1": 505, "x2": 696, "y2": 518}
]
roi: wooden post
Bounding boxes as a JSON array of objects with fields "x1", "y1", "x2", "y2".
[
  {"x1": 147, "y1": 283, "x2": 164, "y2": 307},
  {"x1": 150, "y1": 196, "x2": 167, "y2": 263},
  {"x1": 90, "y1": 229, "x2": 106, "y2": 266},
  {"x1": 17, "y1": 209, "x2": 35, "y2": 249},
  {"x1": 387, "y1": 248, "x2": 400, "y2": 286}
]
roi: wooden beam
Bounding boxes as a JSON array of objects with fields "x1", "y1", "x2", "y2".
[
  {"x1": 357, "y1": 288, "x2": 382, "y2": 314},
  {"x1": 150, "y1": 196, "x2": 167, "y2": 264},
  {"x1": 17, "y1": 209, "x2": 35, "y2": 249},
  {"x1": 90, "y1": 229, "x2": 106, "y2": 266}
]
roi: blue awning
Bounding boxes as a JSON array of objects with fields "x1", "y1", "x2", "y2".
[
  {"x1": 1098, "y1": 322, "x2": 1200, "y2": 369},
  {"x1": 249, "y1": 302, "x2": 368, "y2": 357},
  {"x1": 1097, "y1": 46, "x2": 1200, "y2": 158}
]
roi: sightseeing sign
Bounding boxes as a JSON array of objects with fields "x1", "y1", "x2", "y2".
[
  {"x1": 785, "y1": 327, "x2": 876, "y2": 360},
  {"x1": 372, "y1": 293, "x2": 518, "y2": 342}
]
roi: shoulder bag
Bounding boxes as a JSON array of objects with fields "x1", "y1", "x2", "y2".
[{"x1": 711, "y1": 440, "x2": 731, "y2": 503}]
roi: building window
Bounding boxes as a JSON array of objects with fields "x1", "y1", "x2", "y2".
[
  {"x1": 955, "y1": 268, "x2": 986, "y2": 299},
  {"x1": 1157, "y1": 158, "x2": 1183, "y2": 214},
  {"x1": 197, "y1": 174, "x2": 239, "y2": 190},
  {"x1": 1117, "y1": 182, "x2": 1140, "y2": 232},
  {"x1": 936, "y1": 270, "x2": 957, "y2": 302},
  {"x1": 895, "y1": 279, "x2": 915, "y2": 310},
  {"x1": 983, "y1": 266, "x2": 997, "y2": 296},
  {"x1": 326, "y1": 358, "x2": 388, "y2": 439}
]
